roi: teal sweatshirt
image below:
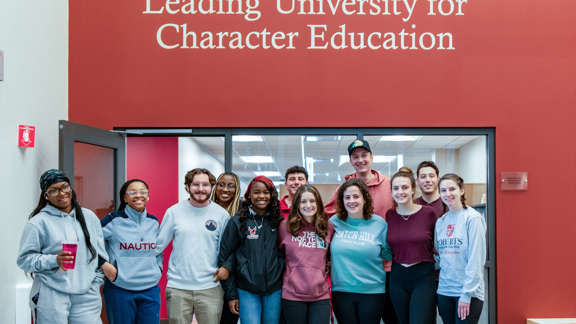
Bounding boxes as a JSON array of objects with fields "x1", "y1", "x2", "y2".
[{"x1": 329, "y1": 214, "x2": 391, "y2": 294}]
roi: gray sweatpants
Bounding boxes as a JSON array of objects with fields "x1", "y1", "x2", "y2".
[{"x1": 30, "y1": 278, "x2": 103, "y2": 324}]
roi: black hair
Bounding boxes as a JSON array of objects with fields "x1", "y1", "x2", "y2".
[
  {"x1": 118, "y1": 179, "x2": 149, "y2": 211},
  {"x1": 284, "y1": 165, "x2": 308, "y2": 181},
  {"x1": 238, "y1": 179, "x2": 282, "y2": 234},
  {"x1": 416, "y1": 161, "x2": 440, "y2": 177},
  {"x1": 30, "y1": 189, "x2": 97, "y2": 262}
]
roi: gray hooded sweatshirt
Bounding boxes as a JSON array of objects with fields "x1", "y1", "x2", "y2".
[{"x1": 17, "y1": 204, "x2": 108, "y2": 294}]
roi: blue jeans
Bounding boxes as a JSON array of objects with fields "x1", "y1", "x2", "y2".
[
  {"x1": 237, "y1": 288, "x2": 282, "y2": 324},
  {"x1": 103, "y1": 281, "x2": 160, "y2": 324}
]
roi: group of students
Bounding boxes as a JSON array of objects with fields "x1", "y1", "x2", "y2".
[{"x1": 17, "y1": 139, "x2": 486, "y2": 324}]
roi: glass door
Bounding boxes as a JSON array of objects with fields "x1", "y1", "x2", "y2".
[{"x1": 59, "y1": 121, "x2": 125, "y2": 215}]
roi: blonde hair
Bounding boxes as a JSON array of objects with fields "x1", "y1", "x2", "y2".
[{"x1": 211, "y1": 172, "x2": 242, "y2": 216}]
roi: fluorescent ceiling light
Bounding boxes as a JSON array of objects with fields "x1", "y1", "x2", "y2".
[
  {"x1": 306, "y1": 136, "x2": 319, "y2": 142},
  {"x1": 233, "y1": 136, "x2": 263, "y2": 142},
  {"x1": 379, "y1": 136, "x2": 421, "y2": 142},
  {"x1": 339, "y1": 155, "x2": 395, "y2": 165},
  {"x1": 240, "y1": 156, "x2": 274, "y2": 163},
  {"x1": 373, "y1": 155, "x2": 396, "y2": 163},
  {"x1": 254, "y1": 171, "x2": 282, "y2": 177}
]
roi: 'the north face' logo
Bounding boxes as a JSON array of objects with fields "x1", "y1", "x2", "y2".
[{"x1": 447, "y1": 224, "x2": 455, "y2": 237}]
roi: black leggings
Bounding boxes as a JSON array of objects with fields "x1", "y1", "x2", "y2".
[
  {"x1": 382, "y1": 273, "x2": 399, "y2": 324},
  {"x1": 437, "y1": 295, "x2": 483, "y2": 324},
  {"x1": 282, "y1": 299, "x2": 330, "y2": 324},
  {"x1": 389, "y1": 262, "x2": 436, "y2": 324},
  {"x1": 332, "y1": 291, "x2": 384, "y2": 324}
]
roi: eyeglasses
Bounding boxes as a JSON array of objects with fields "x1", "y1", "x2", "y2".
[
  {"x1": 126, "y1": 190, "x2": 149, "y2": 196},
  {"x1": 46, "y1": 184, "x2": 72, "y2": 197}
]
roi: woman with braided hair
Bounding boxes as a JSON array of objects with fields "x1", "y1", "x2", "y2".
[{"x1": 17, "y1": 169, "x2": 108, "y2": 324}]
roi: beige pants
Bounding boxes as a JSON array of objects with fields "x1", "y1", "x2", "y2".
[{"x1": 166, "y1": 286, "x2": 224, "y2": 324}]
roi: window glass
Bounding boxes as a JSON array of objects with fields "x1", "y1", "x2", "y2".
[
  {"x1": 178, "y1": 137, "x2": 225, "y2": 201},
  {"x1": 74, "y1": 142, "x2": 115, "y2": 219},
  {"x1": 232, "y1": 135, "x2": 356, "y2": 201}
]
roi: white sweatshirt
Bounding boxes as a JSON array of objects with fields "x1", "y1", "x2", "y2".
[
  {"x1": 435, "y1": 206, "x2": 486, "y2": 303},
  {"x1": 156, "y1": 200, "x2": 230, "y2": 290}
]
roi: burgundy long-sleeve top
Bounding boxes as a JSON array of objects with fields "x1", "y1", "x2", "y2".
[{"x1": 386, "y1": 206, "x2": 436, "y2": 264}]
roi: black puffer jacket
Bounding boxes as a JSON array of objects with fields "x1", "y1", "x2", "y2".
[{"x1": 218, "y1": 210, "x2": 284, "y2": 301}]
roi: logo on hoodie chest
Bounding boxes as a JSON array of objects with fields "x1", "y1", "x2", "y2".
[
  {"x1": 247, "y1": 225, "x2": 259, "y2": 240},
  {"x1": 119, "y1": 242, "x2": 157, "y2": 251},
  {"x1": 291, "y1": 231, "x2": 326, "y2": 249}
]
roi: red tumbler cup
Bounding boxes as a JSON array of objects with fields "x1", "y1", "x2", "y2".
[{"x1": 61, "y1": 241, "x2": 78, "y2": 270}]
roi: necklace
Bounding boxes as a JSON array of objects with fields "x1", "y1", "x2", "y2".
[
  {"x1": 400, "y1": 213, "x2": 411, "y2": 221},
  {"x1": 251, "y1": 215, "x2": 264, "y2": 229}
]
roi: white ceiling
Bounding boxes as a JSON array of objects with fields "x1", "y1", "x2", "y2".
[{"x1": 189, "y1": 135, "x2": 483, "y2": 184}]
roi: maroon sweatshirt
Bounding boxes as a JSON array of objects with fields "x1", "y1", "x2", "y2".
[{"x1": 278, "y1": 219, "x2": 334, "y2": 301}]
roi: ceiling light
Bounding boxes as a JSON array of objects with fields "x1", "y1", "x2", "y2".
[
  {"x1": 379, "y1": 136, "x2": 421, "y2": 142},
  {"x1": 306, "y1": 136, "x2": 319, "y2": 142},
  {"x1": 233, "y1": 136, "x2": 263, "y2": 142},
  {"x1": 240, "y1": 156, "x2": 274, "y2": 163},
  {"x1": 254, "y1": 171, "x2": 282, "y2": 177},
  {"x1": 373, "y1": 155, "x2": 396, "y2": 163},
  {"x1": 339, "y1": 155, "x2": 396, "y2": 165}
]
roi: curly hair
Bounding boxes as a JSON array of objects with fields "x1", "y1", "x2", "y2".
[
  {"x1": 336, "y1": 178, "x2": 374, "y2": 221},
  {"x1": 238, "y1": 177, "x2": 282, "y2": 234},
  {"x1": 184, "y1": 168, "x2": 216, "y2": 187},
  {"x1": 287, "y1": 185, "x2": 329, "y2": 240}
]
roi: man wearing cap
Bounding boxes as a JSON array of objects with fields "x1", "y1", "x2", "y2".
[
  {"x1": 324, "y1": 139, "x2": 398, "y2": 324},
  {"x1": 325, "y1": 139, "x2": 394, "y2": 217}
]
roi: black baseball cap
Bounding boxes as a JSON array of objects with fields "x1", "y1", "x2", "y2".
[{"x1": 347, "y1": 139, "x2": 372, "y2": 155}]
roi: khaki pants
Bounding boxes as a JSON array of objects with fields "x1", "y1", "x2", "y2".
[{"x1": 166, "y1": 286, "x2": 224, "y2": 324}]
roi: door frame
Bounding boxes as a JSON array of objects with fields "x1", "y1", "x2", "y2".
[
  {"x1": 59, "y1": 120, "x2": 126, "y2": 209},
  {"x1": 119, "y1": 126, "x2": 496, "y2": 324}
]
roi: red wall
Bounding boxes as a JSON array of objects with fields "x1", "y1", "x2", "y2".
[
  {"x1": 126, "y1": 137, "x2": 179, "y2": 318},
  {"x1": 70, "y1": 0, "x2": 576, "y2": 322}
]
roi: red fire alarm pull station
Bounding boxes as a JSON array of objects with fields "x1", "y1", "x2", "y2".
[
  {"x1": 18, "y1": 125, "x2": 36, "y2": 147},
  {"x1": 501, "y1": 172, "x2": 528, "y2": 191}
]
